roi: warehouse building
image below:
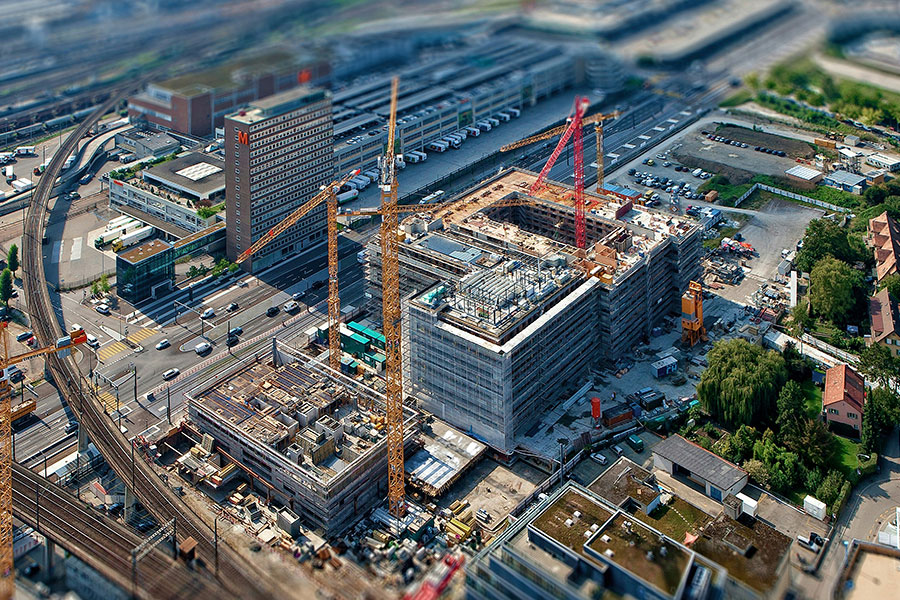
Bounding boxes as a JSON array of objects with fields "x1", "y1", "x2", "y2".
[
  {"x1": 366, "y1": 169, "x2": 701, "y2": 453},
  {"x1": 186, "y1": 341, "x2": 418, "y2": 537},
  {"x1": 652, "y1": 434, "x2": 748, "y2": 502}
]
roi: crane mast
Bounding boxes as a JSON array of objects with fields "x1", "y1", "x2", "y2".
[
  {"x1": 0, "y1": 324, "x2": 87, "y2": 600},
  {"x1": 379, "y1": 77, "x2": 406, "y2": 519}
]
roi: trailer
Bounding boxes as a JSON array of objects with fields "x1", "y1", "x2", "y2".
[
  {"x1": 106, "y1": 215, "x2": 137, "y2": 231},
  {"x1": 336, "y1": 189, "x2": 358, "y2": 205},
  {"x1": 4, "y1": 166, "x2": 13, "y2": 183},
  {"x1": 12, "y1": 178, "x2": 33, "y2": 193},
  {"x1": 112, "y1": 226, "x2": 154, "y2": 251},
  {"x1": 427, "y1": 141, "x2": 448, "y2": 153}
]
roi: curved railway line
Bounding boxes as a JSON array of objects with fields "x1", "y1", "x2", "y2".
[{"x1": 20, "y1": 90, "x2": 284, "y2": 600}]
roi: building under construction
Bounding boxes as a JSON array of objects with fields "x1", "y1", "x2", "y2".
[
  {"x1": 365, "y1": 169, "x2": 702, "y2": 453},
  {"x1": 186, "y1": 340, "x2": 418, "y2": 536}
]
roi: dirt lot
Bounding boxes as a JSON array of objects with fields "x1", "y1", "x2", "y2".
[
  {"x1": 715, "y1": 125, "x2": 816, "y2": 159},
  {"x1": 436, "y1": 458, "x2": 547, "y2": 524},
  {"x1": 671, "y1": 129, "x2": 803, "y2": 185}
]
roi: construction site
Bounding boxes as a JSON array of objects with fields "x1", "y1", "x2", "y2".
[
  {"x1": 364, "y1": 168, "x2": 702, "y2": 453},
  {"x1": 185, "y1": 341, "x2": 419, "y2": 536}
]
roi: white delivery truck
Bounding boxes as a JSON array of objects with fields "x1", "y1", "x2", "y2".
[
  {"x1": 497, "y1": 112, "x2": 511, "y2": 122},
  {"x1": 4, "y1": 166, "x2": 14, "y2": 183},
  {"x1": 465, "y1": 126, "x2": 481, "y2": 137},
  {"x1": 476, "y1": 120, "x2": 492, "y2": 132},
  {"x1": 508, "y1": 107, "x2": 520, "y2": 118},
  {"x1": 14, "y1": 146, "x2": 36, "y2": 157},
  {"x1": 427, "y1": 141, "x2": 448, "y2": 153},
  {"x1": 112, "y1": 226, "x2": 154, "y2": 251}
]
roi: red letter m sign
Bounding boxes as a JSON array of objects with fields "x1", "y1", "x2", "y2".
[{"x1": 237, "y1": 130, "x2": 248, "y2": 145}]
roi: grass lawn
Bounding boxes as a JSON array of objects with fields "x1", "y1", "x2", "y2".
[
  {"x1": 801, "y1": 380, "x2": 823, "y2": 420},
  {"x1": 635, "y1": 497, "x2": 713, "y2": 542},
  {"x1": 832, "y1": 436, "x2": 862, "y2": 480}
]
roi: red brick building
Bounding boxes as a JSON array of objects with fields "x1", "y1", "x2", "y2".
[{"x1": 128, "y1": 50, "x2": 330, "y2": 138}]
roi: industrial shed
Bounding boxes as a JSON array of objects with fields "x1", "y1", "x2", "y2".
[{"x1": 652, "y1": 434, "x2": 747, "y2": 502}]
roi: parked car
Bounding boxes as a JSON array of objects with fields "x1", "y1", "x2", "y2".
[
  {"x1": 16, "y1": 331, "x2": 33, "y2": 343},
  {"x1": 591, "y1": 452, "x2": 609, "y2": 465},
  {"x1": 291, "y1": 291, "x2": 306, "y2": 301},
  {"x1": 163, "y1": 368, "x2": 180, "y2": 381},
  {"x1": 95, "y1": 304, "x2": 110, "y2": 315},
  {"x1": 64, "y1": 421, "x2": 78, "y2": 434},
  {"x1": 156, "y1": 339, "x2": 170, "y2": 350},
  {"x1": 283, "y1": 300, "x2": 299, "y2": 313},
  {"x1": 194, "y1": 341, "x2": 211, "y2": 355}
]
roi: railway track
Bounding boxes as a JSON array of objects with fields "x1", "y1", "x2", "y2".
[
  {"x1": 20, "y1": 89, "x2": 285, "y2": 600},
  {"x1": 12, "y1": 464, "x2": 222, "y2": 599}
]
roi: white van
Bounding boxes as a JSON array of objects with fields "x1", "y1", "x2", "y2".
[
  {"x1": 194, "y1": 341, "x2": 212, "y2": 355},
  {"x1": 406, "y1": 152, "x2": 422, "y2": 164},
  {"x1": 86, "y1": 334, "x2": 100, "y2": 348},
  {"x1": 454, "y1": 129, "x2": 467, "y2": 140},
  {"x1": 691, "y1": 168, "x2": 702, "y2": 177},
  {"x1": 487, "y1": 117, "x2": 500, "y2": 128},
  {"x1": 427, "y1": 141, "x2": 448, "y2": 153},
  {"x1": 508, "y1": 107, "x2": 521, "y2": 118},
  {"x1": 477, "y1": 121, "x2": 492, "y2": 132},
  {"x1": 497, "y1": 112, "x2": 511, "y2": 122},
  {"x1": 465, "y1": 126, "x2": 481, "y2": 137}
]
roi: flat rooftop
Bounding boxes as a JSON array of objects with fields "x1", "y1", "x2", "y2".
[
  {"x1": 587, "y1": 513, "x2": 692, "y2": 598},
  {"x1": 531, "y1": 488, "x2": 614, "y2": 558},
  {"x1": 142, "y1": 152, "x2": 226, "y2": 199},
  {"x1": 117, "y1": 238, "x2": 171, "y2": 264},
  {"x1": 154, "y1": 49, "x2": 299, "y2": 97},
  {"x1": 587, "y1": 458, "x2": 659, "y2": 509},
  {"x1": 191, "y1": 351, "x2": 407, "y2": 485},
  {"x1": 228, "y1": 86, "x2": 328, "y2": 125},
  {"x1": 405, "y1": 420, "x2": 487, "y2": 497}
]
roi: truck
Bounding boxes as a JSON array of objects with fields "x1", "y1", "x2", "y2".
[
  {"x1": 95, "y1": 229, "x2": 124, "y2": 248},
  {"x1": 626, "y1": 434, "x2": 644, "y2": 453},
  {"x1": 426, "y1": 140, "x2": 448, "y2": 153},
  {"x1": 0, "y1": 152, "x2": 14, "y2": 164},
  {"x1": 112, "y1": 225, "x2": 154, "y2": 251},
  {"x1": 4, "y1": 165, "x2": 13, "y2": 183},
  {"x1": 12, "y1": 178, "x2": 33, "y2": 193},
  {"x1": 464, "y1": 126, "x2": 481, "y2": 137},
  {"x1": 14, "y1": 146, "x2": 36, "y2": 157}
]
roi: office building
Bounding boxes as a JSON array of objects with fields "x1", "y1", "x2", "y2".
[
  {"x1": 224, "y1": 87, "x2": 334, "y2": 272},
  {"x1": 186, "y1": 341, "x2": 418, "y2": 536},
  {"x1": 116, "y1": 239, "x2": 175, "y2": 305},
  {"x1": 108, "y1": 152, "x2": 226, "y2": 235},
  {"x1": 365, "y1": 169, "x2": 701, "y2": 453},
  {"x1": 127, "y1": 50, "x2": 330, "y2": 138}
]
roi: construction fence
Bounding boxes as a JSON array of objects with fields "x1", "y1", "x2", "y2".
[{"x1": 734, "y1": 183, "x2": 854, "y2": 213}]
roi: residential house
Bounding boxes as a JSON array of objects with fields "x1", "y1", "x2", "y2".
[
  {"x1": 823, "y1": 364, "x2": 866, "y2": 433},
  {"x1": 867, "y1": 210, "x2": 900, "y2": 282},
  {"x1": 869, "y1": 288, "x2": 900, "y2": 357}
]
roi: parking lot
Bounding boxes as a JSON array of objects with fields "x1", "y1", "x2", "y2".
[{"x1": 672, "y1": 128, "x2": 802, "y2": 179}]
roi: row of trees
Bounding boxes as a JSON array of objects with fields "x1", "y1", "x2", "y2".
[{"x1": 0, "y1": 245, "x2": 18, "y2": 310}]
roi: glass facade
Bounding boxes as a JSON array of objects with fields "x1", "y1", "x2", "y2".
[{"x1": 117, "y1": 243, "x2": 175, "y2": 305}]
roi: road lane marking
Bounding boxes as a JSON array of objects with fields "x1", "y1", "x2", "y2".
[{"x1": 70, "y1": 237, "x2": 82, "y2": 261}]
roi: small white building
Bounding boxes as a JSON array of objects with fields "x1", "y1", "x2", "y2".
[
  {"x1": 652, "y1": 434, "x2": 748, "y2": 502},
  {"x1": 867, "y1": 152, "x2": 900, "y2": 172}
]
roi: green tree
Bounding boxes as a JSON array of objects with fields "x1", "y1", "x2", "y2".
[
  {"x1": 805, "y1": 467, "x2": 824, "y2": 493},
  {"x1": 731, "y1": 425, "x2": 759, "y2": 462},
  {"x1": 782, "y1": 341, "x2": 809, "y2": 379},
  {"x1": 697, "y1": 339, "x2": 788, "y2": 428},
  {"x1": 796, "y1": 219, "x2": 857, "y2": 273},
  {"x1": 7, "y1": 244, "x2": 18, "y2": 277},
  {"x1": 91, "y1": 281, "x2": 100, "y2": 296},
  {"x1": 100, "y1": 273, "x2": 110, "y2": 294},
  {"x1": 743, "y1": 459, "x2": 770, "y2": 488},
  {"x1": 858, "y1": 343, "x2": 900, "y2": 390},
  {"x1": 789, "y1": 300, "x2": 813, "y2": 337},
  {"x1": 861, "y1": 399, "x2": 881, "y2": 454},
  {"x1": 796, "y1": 418, "x2": 835, "y2": 469},
  {"x1": 877, "y1": 274, "x2": 900, "y2": 300},
  {"x1": 809, "y1": 257, "x2": 862, "y2": 325},
  {"x1": 776, "y1": 381, "x2": 806, "y2": 447},
  {"x1": 815, "y1": 470, "x2": 846, "y2": 507},
  {"x1": 0, "y1": 268, "x2": 12, "y2": 310}
]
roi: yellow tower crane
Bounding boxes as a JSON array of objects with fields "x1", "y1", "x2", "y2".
[
  {"x1": 1, "y1": 324, "x2": 88, "y2": 600},
  {"x1": 500, "y1": 110, "x2": 619, "y2": 193},
  {"x1": 234, "y1": 169, "x2": 360, "y2": 370},
  {"x1": 377, "y1": 77, "x2": 406, "y2": 520}
]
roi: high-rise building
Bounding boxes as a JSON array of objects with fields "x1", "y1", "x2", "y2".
[{"x1": 225, "y1": 87, "x2": 334, "y2": 272}]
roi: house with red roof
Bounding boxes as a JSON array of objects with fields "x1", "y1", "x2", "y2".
[
  {"x1": 869, "y1": 288, "x2": 900, "y2": 357},
  {"x1": 823, "y1": 364, "x2": 866, "y2": 433},
  {"x1": 867, "y1": 211, "x2": 900, "y2": 282}
]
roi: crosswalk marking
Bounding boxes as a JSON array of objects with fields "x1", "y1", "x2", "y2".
[
  {"x1": 97, "y1": 341, "x2": 128, "y2": 362},
  {"x1": 126, "y1": 328, "x2": 156, "y2": 344},
  {"x1": 98, "y1": 392, "x2": 117, "y2": 413}
]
